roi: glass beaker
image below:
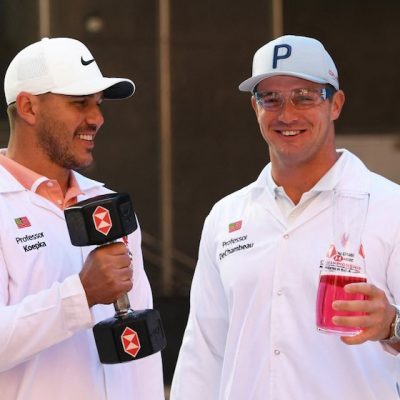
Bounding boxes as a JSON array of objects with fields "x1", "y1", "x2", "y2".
[{"x1": 316, "y1": 190, "x2": 369, "y2": 336}]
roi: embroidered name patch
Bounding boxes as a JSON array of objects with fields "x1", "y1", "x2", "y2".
[
  {"x1": 219, "y1": 234, "x2": 254, "y2": 260},
  {"x1": 15, "y1": 232, "x2": 47, "y2": 253}
]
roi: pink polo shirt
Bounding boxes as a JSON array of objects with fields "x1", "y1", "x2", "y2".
[{"x1": 0, "y1": 153, "x2": 82, "y2": 209}]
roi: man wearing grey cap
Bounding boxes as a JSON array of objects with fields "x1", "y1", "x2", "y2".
[
  {"x1": 171, "y1": 35, "x2": 400, "y2": 399},
  {"x1": 0, "y1": 38, "x2": 164, "y2": 399}
]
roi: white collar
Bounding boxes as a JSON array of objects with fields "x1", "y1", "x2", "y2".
[{"x1": 264, "y1": 149, "x2": 351, "y2": 199}]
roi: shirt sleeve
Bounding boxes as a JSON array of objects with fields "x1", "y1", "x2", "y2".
[
  {"x1": 0, "y1": 249, "x2": 93, "y2": 372},
  {"x1": 380, "y1": 220, "x2": 400, "y2": 357},
  {"x1": 170, "y1": 213, "x2": 229, "y2": 400},
  {"x1": 124, "y1": 221, "x2": 165, "y2": 398},
  {"x1": 126, "y1": 219, "x2": 154, "y2": 310}
]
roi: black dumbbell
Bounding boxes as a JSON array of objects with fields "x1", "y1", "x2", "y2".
[{"x1": 64, "y1": 193, "x2": 167, "y2": 363}]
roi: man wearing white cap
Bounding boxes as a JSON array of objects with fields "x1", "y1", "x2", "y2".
[
  {"x1": 171, "y1": 35, "x2": 400, "y2": 399},
  {"x1": 0, "y1": 38, "x2": 164, "y2": 399}
]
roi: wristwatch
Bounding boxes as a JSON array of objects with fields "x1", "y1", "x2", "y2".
[{"x1": 382, "y1": 304, "x2": 400, "y2": 343}]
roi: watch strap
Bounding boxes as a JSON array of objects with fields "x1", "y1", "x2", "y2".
[{"x1": 381, "y1": 304, "x2": 400, "y2": 343}]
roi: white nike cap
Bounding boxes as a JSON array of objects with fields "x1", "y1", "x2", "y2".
[
  {"x1": 239, "y1": 35, "x2": 339, "y2": 92},
  {"x1": 4, "y1": 37, "x2": 135, "y2": 105}
]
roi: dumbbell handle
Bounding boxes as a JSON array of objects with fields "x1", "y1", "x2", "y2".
[
  {"x1": 100, "y1": 242, "x2": 132, "y2": 317},
  {"x1": 114, "y1": 293, "x2": 131, "y2": 316}
]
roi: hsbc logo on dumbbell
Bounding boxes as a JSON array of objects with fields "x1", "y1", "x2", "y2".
[
  {"x1": 92, "y1": 206, "x2": 112, "y2": 236},
  {"x1": 121, "y1": 327, "x2": 141, "y2": 358}
]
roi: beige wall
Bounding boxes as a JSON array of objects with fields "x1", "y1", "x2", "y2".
[{"x1": 336, "y1": 134, "x2": 400, "y2": 184}]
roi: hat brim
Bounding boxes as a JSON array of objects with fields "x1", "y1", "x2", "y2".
[
  {"x1": 51, "y1": 77, "x2": 135, "y2": 99},
  {"x1": 238, "y1": 71, "x2": 338, "y2": 92}
]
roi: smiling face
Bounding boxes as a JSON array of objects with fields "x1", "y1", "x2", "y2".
[
  {"x1": 35, "y1": 92, "x2": 104, "y2": 171},
  {"x1": 251, "y1": 75, "x2": 344, "y2": 173}
]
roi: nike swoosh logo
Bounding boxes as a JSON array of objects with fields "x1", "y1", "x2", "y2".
[{"x1": 81, "y1": 56, "x2": 95, "y2": 66}]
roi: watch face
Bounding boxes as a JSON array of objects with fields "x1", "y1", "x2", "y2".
[
  {"x1": 396, "y1": 321, "x2": 400, "y2": 339},
  {"x1": 395, "y1": 308, "x2": 400, "y2": 339}
]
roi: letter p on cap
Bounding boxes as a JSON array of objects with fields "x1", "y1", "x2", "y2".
[{"x1": 272, "y1": 44, "x2": 292, "y2": 68}]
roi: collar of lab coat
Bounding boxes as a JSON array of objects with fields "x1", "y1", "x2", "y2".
[
  {"x1": 245, "y1": 149, "x2": 372, "y2": 231},
  {"x1": 259, "y1": 149, "x2": 371, "y2": 195},
  {"x1": 0, "y1": 164, "x2": 104, "y2": 194}
]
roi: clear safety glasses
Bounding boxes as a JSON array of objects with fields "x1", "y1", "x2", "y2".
[{"x1": 253, "y1": 86, "x2": 336, "y2": 111}]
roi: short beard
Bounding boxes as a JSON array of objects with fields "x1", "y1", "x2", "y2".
[{"x1": 36, "y1": 118, "x2": 93, "y2": 171}]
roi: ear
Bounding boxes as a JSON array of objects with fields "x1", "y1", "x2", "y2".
[
  {"x1": 251, "y1": 95, "x2": 260, "y2": 118},
  {"x1": 330, "y1": 90, "x2": 345, "y2": 121},
  {"x1": 15, "y1": 92, "x2": 39, "y2": 125}
]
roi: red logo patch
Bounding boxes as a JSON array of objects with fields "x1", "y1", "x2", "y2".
[
  {"x1": 229, "y1": 220, "x2": 242, "y2": 233},
  {"x1": 92, "y1": 206, "x2": 112, "y2": 236},
  {"x1": 121, "y1": 327, "x2": 141, "y2": 358},
  {"x1": 15, "y1": 216, "x2": 31, "y2": 229}
]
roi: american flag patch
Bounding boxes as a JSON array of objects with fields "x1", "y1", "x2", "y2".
[
  {"x1": 15, "y1": 216, "x2": 31, "y2": 229},
  {"x1": 229, "y1": 220, "x2": 242, "y2": 233}
]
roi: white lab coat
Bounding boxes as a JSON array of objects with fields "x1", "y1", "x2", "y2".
[
  {"x1": 171, "y1": 150, "x2": 400, "y2": 400},
  {"x1": 0, "y1": 166, "x2": 164, "y2": 400}
]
